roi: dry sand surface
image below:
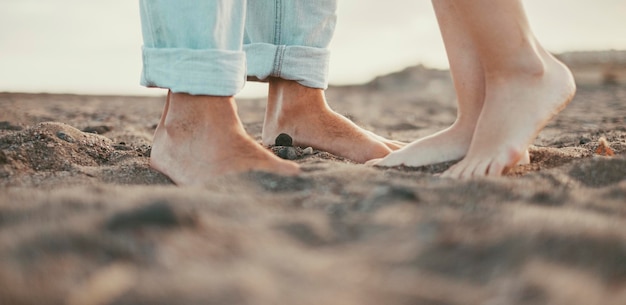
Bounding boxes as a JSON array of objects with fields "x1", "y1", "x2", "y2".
[{"x1": 1, "y1": 64, "x2": 625, "y2": 305}]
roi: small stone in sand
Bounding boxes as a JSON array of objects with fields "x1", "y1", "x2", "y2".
[
  {"x1": 113, "y1": 144, "x2": 133, "y2": 151},
  {"x1": 56, "y1": 131, "x2": 75, "y2": 143},
  {"x1": 277, "y1": 147, "x2": 298, "y2": 160},
  {"x1": 275, "y1": 133, "x2": 293, "y2": 147},
  {"x1": 595, "y1": 137, "x2": 615, "y2": 156},
  {"x1": 579, "y1": 137, "x2": 591, "y2": 145},
  {"x1": 303, "y1": 147, "x2": 314, "y2": 155},
  {"x1": 82, "y1": 125, "x2": 112, "y2": 135}
]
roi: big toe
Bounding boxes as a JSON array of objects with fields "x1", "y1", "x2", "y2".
[
  {"x1": 517, "y1": 149, "x2": 531, "y2": 165},
  {"x1": 367, "y1": 149, "x2": 406, "y2": 167},
  {"x1": 384, "y1": 140, "x2": 407, "y2": 151},
  {"x1": 365, "y1": 158, "x2": 385, "y2": 166},
  {"x1": 442, "y1": 161, "x2": 469, "y2": 179}
]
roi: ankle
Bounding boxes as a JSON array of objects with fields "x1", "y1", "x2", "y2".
[
  {"x1": 266, "y1": 78, "x2": 328, "y2": 125},
  {"x1": 485, "y1": 47, "x2": 547, "y2": 81},
  {"x1": 162, "y1": 93, "x2": 241, "y2": 134}
]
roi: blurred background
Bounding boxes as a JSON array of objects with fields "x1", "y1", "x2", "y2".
[{"x1": 1, "y1": 0, "x2": 625, "y2": 98}]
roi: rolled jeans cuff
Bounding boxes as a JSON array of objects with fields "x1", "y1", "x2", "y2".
[
  {"x1": 141, "y1": 47, "x2": 246, "y2": 96},
  {"x1": 245, "y1": 43, "x2": 330, "y2": 89}
]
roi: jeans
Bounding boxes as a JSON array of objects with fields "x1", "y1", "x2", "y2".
[{"x1": 139, "y1": 0, "x2": 337, "y2": 96}]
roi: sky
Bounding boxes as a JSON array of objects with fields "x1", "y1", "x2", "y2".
[{"x1": 1, "y1": 0, "x2": 625, "y2": 98}]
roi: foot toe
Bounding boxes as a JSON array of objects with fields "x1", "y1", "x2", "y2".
[
  {"x1": 385, "y1": 140, "x2": 407, "y2": 150},
  {"x1": 365, "y1": 158, "x2": 384, "y2": 166},
  {"x1": 486, "y1": 160, "x2": 506, "y2": 177},
  {"x1": 517, "y1": 149, "x2": 531, "y2": 165},
  {"x1": 471, "y1": 159, "x2": 492, "y2": 177},
  {"x1": 443, "y1": 161, "x2": 467, "y2": 179}
]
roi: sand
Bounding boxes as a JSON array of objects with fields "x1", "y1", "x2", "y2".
[{"x1": 0, "y1": 63, "x2": 625, "y2": 305}]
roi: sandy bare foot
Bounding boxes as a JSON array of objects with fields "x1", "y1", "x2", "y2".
[
  {"x1": 367, "y1": 123, "x2": 473, "y2": 167},
  {"x1": 150, "y1": 93, "x2": 300, "y2": 186},
  {"x1": 443, "y1": 55, "x2": 575, "y2": 178},
  {"x1": 262, "y1": 79, "x2": 393, "y2": 163},
  {"x1": 367, "y1": 126, "x2": 531, "y2": 168}
]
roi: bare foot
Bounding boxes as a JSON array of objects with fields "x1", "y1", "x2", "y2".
[
  {"x1": 443, "y1": 53, "x2": 575, "y2": 178},
  {"x1": 262, "y1": 79, "x2": 394, "y2": 163},
  {"x1": 367, "y1": 122, "x2": 474, "y2": 167},
  {"x1": 150, "y1": 92, "x2": 300, "y2": 186},
  {"x1": 367, "y1": 124, "x2": 531, "y2": 168}
]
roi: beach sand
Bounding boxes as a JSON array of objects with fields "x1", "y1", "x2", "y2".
[{"x1": 1, "y1": 64, "x2": 625, "y2": 305}]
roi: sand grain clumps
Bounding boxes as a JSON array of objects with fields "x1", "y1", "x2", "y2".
[{"x1": 0, "y1": 122, "x2": 114, "y2": 173}]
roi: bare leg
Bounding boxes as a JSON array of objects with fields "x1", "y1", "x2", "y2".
[
  {"x1": 443, "y1": 0, "x2": 575, "y2": 178},
  {"x1": 262, "y1": 78, "x2": 398, "y2": 163},
  {"x1": 369, "y1": 0, "x2": 486, "y2": 167},
  {"x1": 151, "y1": 92, "x2": 300, "y2": 186}
]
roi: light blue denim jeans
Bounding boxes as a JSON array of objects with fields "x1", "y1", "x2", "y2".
[{"x1": 139, "y1": 0, "x2": 337, "y2": 96}]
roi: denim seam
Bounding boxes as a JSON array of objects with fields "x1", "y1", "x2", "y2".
[
  {"x1": 273, "y1": 0, "x2": 283, "y2": 45},
  {"x1": 272, "y1": 45, "x2": 286, "y2": 77}
]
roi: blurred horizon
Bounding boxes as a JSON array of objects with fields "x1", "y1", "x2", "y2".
[{"x1": 1, "y1": 0, "x2": 625, "y2": 98}]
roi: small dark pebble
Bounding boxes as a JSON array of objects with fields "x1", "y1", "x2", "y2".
[
  {"x1": 56, "y1": 131, "x2": 75, "y2": 143},
  {"x1": 579, "y1": 137, "x2": 592, "y2": 145},
  {"x1": 277, "y1": 146, "x2": 298, "y2": 160},
  {"x1": 275, "y1": 133, "x2": 293, "y2": 147},
  {"x1": 113, "y1": 144, "x2": 133, "y2": 151},
  {"x1": 82, "y1": 125, "x2": 112, "y2": 134}
]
